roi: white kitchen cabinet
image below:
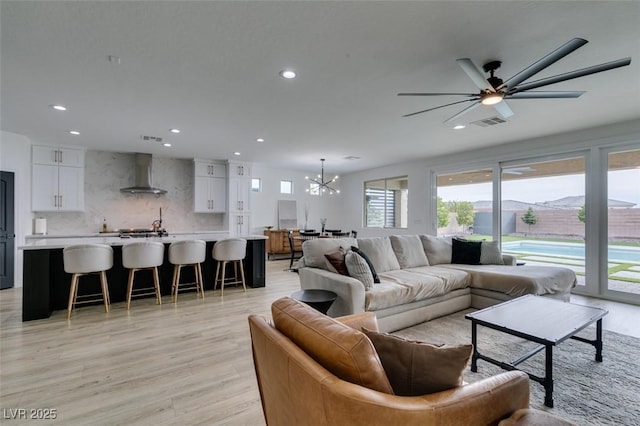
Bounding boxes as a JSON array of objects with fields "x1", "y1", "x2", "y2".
[
  {"x1": 227, "y1": 161, "x2": 253, "y2": 234},
  {"x1": 230, "y1": 213, "x2": 251, "y2": 236},
  {"x1": 194, "y1": 176, "x2": 226, "y2": 213},
  {"x1": 32, "y1": 145, "x2": 84, "y2": 167},
  {"x1": 228, "y1": 161, "x2": 252, "y2": 178},
  {"x1": 194, "y1": 159, "x2": 226, "y2": 178},
  {"x1": 228, "y1": 178, "x2": 251, "y2": 213},
  {"x1": 31, "y1": 146, "x2": 84, "y2": 212},
  {"x1": 193, "y1": 160, "x2": 227, "y2": 213}
]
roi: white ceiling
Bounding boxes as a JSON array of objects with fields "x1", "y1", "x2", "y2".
[{"x1": 2, "y1": 1, "x2": 639, "y2": 174}]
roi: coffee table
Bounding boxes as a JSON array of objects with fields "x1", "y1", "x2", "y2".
[{"x1": 465, "y1": 295, "x2": 608, "y2": 408}]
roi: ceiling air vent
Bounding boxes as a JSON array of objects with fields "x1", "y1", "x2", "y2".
[
  {"x1": 471, "y1": 116, "x2": 508, "y2": 128},
  {"x1": 140, "y1": 135, "x2": 163, "y2": 143}
]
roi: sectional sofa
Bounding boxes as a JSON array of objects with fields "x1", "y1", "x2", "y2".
[{"x1": 297, "y1": 235, "x2": 577, "y2": 332}]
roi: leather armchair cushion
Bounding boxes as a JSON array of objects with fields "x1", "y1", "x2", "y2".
[
  {"x1": 271, "y1": 297, "x2": 394, "y2": 394},
  {"x1": 362, "y1": 327, "x2": 472, "y2": 396}
]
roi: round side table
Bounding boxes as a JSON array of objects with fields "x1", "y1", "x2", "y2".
[{"x1": 291, "y1": 289, "x2": 337, "y2": 315}]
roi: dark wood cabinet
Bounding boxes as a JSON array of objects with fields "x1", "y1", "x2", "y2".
[{"x1": 264, "y1": 229, "x2": 301, "y2": 259}]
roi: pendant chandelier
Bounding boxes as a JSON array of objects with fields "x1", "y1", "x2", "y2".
[{"x1": 305, "y1": 158, "x2": 340, "y2": 195}]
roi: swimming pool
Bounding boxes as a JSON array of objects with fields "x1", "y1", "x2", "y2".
[{"x1": 502, "y1": 241, "x2": 640, "y2": 263}]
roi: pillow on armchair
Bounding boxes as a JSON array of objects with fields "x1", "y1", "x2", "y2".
[{"x1": 362, "y1": 327, "x2": 472, "y2": 396}]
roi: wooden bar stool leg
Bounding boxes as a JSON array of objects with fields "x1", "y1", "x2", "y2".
[
  {"x1": 152, "y1": 266, "x2": 162, "y2": 305},
  {"x1": 126, "y1": 269, "x2": 135, "y2": 310},
  {"x1": 220, "y1": 261, "x2": 227, "y2": 297},
  {"x1": 172, "y1": 264, "x2": 181, "y2": 303},
  {"x1": 67, "y1": 274, "x2": 79, "y2": 319},
  {"x1": 196, "y1": 263, "x2": 204, "y2": 298},
  {"x1": 239, "y1": 260, "x2": 247, "y2": 292},
  {"x1": 100, "y1": 270, "x2": 110, "y2": 313}
]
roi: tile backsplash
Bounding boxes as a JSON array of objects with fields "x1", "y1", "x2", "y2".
[{"x1": 34, "y1": 150, "x2": 224, "y2": 234}]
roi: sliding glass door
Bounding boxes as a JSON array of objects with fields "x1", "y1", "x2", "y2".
[
  {"x1": 606, "y1": 148, "x2": 640, "y2": 298},
  {"x1": 500, "y1": 156, "x2": 586, "y2": 289}
]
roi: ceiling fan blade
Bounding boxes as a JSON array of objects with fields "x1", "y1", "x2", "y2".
[
  {"x1": 506, "y1": 91, "x2": 585, "y2": 99},
  {"x1": 402, "y1": 98, "x2": 477, "y2": 118},
  {"x1": 398, "y1": 92, "x2": 477, "y2": 97},
  {"x1": 493, "y1": 101, "x2": 514, "y2": 119},
  {"x1": 510, "y1": 57, "x2": 631, "y2": 93},
  {"x1": 498, "y1": 38, "x2": 588, "y2": 90},
  {"x1": 443, "y1": 101, "x2": 481, "y2": 123},
  {"x1": 457, "y1": 58, "x2": 494, "y2": 92}
]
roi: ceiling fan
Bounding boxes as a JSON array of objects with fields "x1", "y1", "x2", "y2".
[{"x1": 398, "y1": 38, "x2": 631, "y2": 123}]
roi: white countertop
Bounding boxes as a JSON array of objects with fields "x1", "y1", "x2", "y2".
[{"x1": 19, "y1": 232, "x2": 267, "y2": 250}]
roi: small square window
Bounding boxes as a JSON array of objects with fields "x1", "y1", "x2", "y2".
[
  {"x1": 280, "y1": 180, "x2": 293, "y2": 194},
  {"x1": 251, "y1": 178, "x2": 261, "y2": 192},
  {"x1": 309, "y1": 182, "x2": 320, "y2": 195}
]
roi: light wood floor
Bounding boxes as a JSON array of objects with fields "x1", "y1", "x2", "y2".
[{"x1": 1, "y1": 260, "x2": 639, "y2": 425}]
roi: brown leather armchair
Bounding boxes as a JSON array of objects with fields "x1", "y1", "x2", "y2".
[{"x1": 249, "y1": 297, "x2": 531, "y2": 426}]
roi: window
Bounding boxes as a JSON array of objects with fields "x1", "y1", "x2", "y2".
[
  {"x1": 308, "y1": 182, "x2": 320, "y2": 196},
  {"x1": 251, "y1": 178, "x2": 261, "y2": 192},
  {"x1": 280, "y1": 180, "x2": 293, "y2": 194},
  {"x1": 364, "y1": 176, "x2": 408, "y2": 228},
  {"x1": 436, "y1": 168, "x2": 493, "y2": 239}
]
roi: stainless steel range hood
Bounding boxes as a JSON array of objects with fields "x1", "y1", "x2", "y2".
[{"x1": 120, "y1": 153, "x2": 167, "y2": 194}]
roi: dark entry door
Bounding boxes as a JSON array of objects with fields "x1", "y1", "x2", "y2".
[{"x1": 1, "y1": 171, "x2": 15, "y2": 289}]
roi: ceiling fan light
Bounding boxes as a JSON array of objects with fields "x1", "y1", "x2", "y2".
[{"x1": 481, "y1": 93, "x2": 503, "y2": 105}]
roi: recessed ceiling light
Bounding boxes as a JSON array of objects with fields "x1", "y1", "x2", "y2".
[
  {"x1": 51, "y1": 105, "x2": 67, "y2": 111},
  {"x1": 256, "y1": 138, "x2": 265, "y2": 142},
  {"x1": 279, "y1": 69, "x2": 296, "y2": 79},
  {"x1": 233, "y1": 152, "x2": 241, "y2": 156},
  {"x1": 453, "y1": 124, "x2": 466, "y2": 130},
  {"x1": 69, "y1": 130, "x2": 80, "y2": 135},
  {"x1": 170, "y1": 128, "x2": 181, "y2": 134},
  {"x1": 163, "y1": 143, "x2": 172, "y2": 147}
]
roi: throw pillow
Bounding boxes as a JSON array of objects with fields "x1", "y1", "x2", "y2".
[
  {"x1": 356, "y1": 237, "x2": 401, "y2": 273},
  {"x1": 480, "y1": 241, "x2": 504, "y2": 265},
  {"x1": 389, "y1": 235, "x2": 430, "y2": 268},
  {"x1": 419, "y1": 235, "x2": 452, "y2": 265},
  {"x1": 451, "y1": 238, "x2": 482, "y2": 265},
  {"x1": 350, "y1": 246, "x2": 380, "y2": 283},
  {"x1": 345, "y1": 251, "x2": 375, "y2": 290},
  {"x1": 362, "y1": 328, "x2": 472, "y2": 396},
  {"x1": 324, "y1": 247, "x2": 349, "y2": 275}
]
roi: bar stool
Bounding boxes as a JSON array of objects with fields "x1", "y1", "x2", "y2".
[
  {"x1": 122, "y1": 241, "x2": 165, "y2": 309},
  {"x1": 212, "y1": 238, "x2": 247, "y2": 296},
  {"x1": 63, "y1": 244, "x2": 113, "y2": 319},
  {"x1": 169, "y1": 240, "x2": 206, "y2": 302}
]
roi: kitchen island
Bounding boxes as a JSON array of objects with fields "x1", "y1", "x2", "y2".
[{"x1": 19, "y1": 233, "x2": 267, "y2": 321}]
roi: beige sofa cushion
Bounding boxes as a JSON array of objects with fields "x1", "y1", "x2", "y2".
[
  {"x1": 271, "y1": 297, "x2": 394, "y2": 394},
  {"x1": 357, "y1": 237, "x2": 401, "y2": 273},
  {"x1": 420, "y1": 235, "x2": 452, "y2": 265},
  {"x1": 390, "y1": 235, "x2": 430, "y2": 268},
  {"x1": 440, "y1": 263, "x2": 576, "y2": 298}
]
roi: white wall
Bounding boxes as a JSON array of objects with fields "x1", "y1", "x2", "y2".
[
  {"x1": 250, "y1": 164, "x2": 344, "y2": 233},
  {"x1": 0, "y1": 131, "x2": 32, "y2": 288}
]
